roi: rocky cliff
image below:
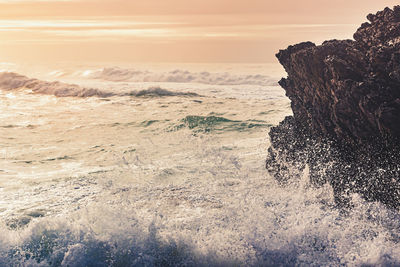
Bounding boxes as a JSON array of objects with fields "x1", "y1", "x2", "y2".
[{"x1": 267, "y1": 6, "x2": 400, "y2": 208}]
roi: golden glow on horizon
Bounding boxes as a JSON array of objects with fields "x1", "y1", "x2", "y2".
[{"x1": 0, "y1": 0, "x2": 398, "y2": 63}]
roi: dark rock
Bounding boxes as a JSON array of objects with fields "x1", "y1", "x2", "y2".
[{"x1": 267, "y1": 6, "x2": 400, "y2": 208}]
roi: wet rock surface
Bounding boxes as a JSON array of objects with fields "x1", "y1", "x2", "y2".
[{"x1": 267, "y1": 6, "x2": 400, "y2": 208}]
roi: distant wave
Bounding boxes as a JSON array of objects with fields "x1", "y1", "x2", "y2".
[
  {"x1": 0, "y1": 72, "x2": 198, "y2": 98},
  {"x1": 0, "y1": 72, "x2": 114, "y2": 97},
  {"x1": 88, "y1": 67, "x2": 279, "y2": 86},
  {"x1": 127, "y1": 87, "x2": 199, "y2": 97}
]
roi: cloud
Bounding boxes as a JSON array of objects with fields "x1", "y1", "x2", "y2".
[
  {"x1": 0, "y1": 18, "x2": 354, "y2": 41},
  {"x1": 46, "y1": 28, "x2": 174, "y2": 38},
  {"x1": 0, "y1": 0, "x2": 74, "y2": 3},
  {"x1": 0, "y1": 0, "x2": 74, "y2": 2},
  {"x1": 0, "y1": 19, "x2": 182, "y2": 29}
]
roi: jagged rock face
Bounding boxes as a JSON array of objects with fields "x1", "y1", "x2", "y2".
[
  {"x1": 267, "y1": 6, "x2": 400, "y2": 208},
  {"x1": 277, "y1": 7, "x2": 400, "y2": 144}
]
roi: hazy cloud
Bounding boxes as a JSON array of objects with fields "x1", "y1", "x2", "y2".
[{"x1": 0, "y1": 0, "x2": 74, "y2": 2}]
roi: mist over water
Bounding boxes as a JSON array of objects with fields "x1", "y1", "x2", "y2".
[{"x1": 0, "y1": 62, "x2": 399, "y2": 266}]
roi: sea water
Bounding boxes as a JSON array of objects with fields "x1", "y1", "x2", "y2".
[{"x1": 0, "y1": 62, "x2": 399, "y2": 266}]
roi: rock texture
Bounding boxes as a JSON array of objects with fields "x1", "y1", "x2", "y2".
[{"x1": 267, "y1": 6, "x2": 400, "y2": 208}]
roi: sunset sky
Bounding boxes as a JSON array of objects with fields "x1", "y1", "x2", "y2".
[{"x1": 0, "y1": 0, "x2": 398, "y2": 63}]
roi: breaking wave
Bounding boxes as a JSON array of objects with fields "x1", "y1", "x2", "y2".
[
  {"x1": 2, "y1": 169, "x2": 400, "y2": 266},
  {"x1": 0, "y1": 72, "x2": 198, "y2": 98},
  {"x1": 169, "y1": 115, "x2": 271, "y2": 133},
  {"x1": 127, "y1": 87, "x2": 199, "y2": 97},
  {"x1": 0, "y1": 72, "x2": 114, "y2": 97},
  {"x1": 88, "y1": 67, "x2": 279, "y2": 86}
]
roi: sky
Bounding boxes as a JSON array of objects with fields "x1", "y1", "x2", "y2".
[{"x1": 0, "y1": 0, "x2": 398, "y2": 64}]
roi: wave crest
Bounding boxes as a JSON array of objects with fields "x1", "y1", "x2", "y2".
[
  {"x1": 128, "y1": 87, "x2": 198, "y2": 97},
  {"x1": 0, "y1": 72, "x2": 197, "y2": 98},
  {"x1": 0, "y1": 72, "x2": 114, "y2": 97},
  {"x1": 89, "y1": 67, "x2": 278, "y2": 86}
]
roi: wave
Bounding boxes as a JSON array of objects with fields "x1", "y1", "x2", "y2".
[
  {"x1": 88, "y1": 67, "x2": 279, "y2": 86},
  {"x1": 0, "y1": 72, "x2": 198, "y2": 98},
  {"x1": 1, "y1": 130, "x2": 400, "y2": 266},
  {"x1": 127, "y1": 87, "x2": 199, "y2": 97},
  {"x1": 169, "y1": 115, "x2": 271, "y2": 133},
  {"x1": 0, "y1": 72, "x2": 114, "y2": 97},
  {"x1": 2, "y1": 176, "x2": 400, "y2": 266}
]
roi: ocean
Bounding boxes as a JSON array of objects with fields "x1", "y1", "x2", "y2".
[{"x1": 0, "y1": 62, "x2": 399, "y2": 266}]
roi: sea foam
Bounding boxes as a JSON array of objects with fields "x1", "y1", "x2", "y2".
[
  {"x1": 88, "y1": 67, "x2": 279, "y2": 86},
  {"x1": 0, "y1": 72, "x2": 197, "y2": 98}
]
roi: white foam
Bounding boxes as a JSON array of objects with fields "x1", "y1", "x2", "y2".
[
  {"x1": 88, "y1": 67, "x2": 279, "y2": 86},
  {"x1": 5, "y1": 93, "x2": 16, "y2": 99},
  {"x1": 0, "y1": 62, "x2": 396, "y2": 266}
]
